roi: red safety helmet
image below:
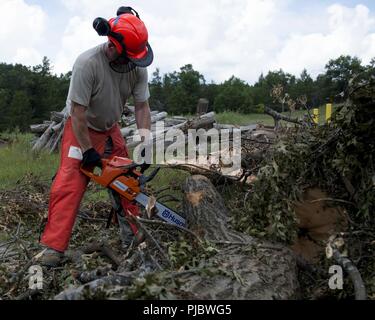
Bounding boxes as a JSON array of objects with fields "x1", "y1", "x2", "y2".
[{"x1": 93, "y1": 7, "x2": 153, "y2": 68}]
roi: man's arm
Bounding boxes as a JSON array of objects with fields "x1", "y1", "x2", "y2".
[
  {"x1": 71, "y1": 102, "x2": 92, "y2": 153},
  {"x1": 135, "y1": 100, "x2": 151, "y2": 142}
]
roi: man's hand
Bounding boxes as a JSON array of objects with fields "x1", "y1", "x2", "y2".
[{"x1": 82, "y1": 148, "x2": 102, "y2": 168}]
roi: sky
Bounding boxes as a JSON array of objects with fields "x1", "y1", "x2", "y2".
[{"x1": 0, "y1": 0, "x2": 375, "y2": 84}]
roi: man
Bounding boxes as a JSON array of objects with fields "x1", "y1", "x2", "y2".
[{"x1": 39, "y1": 7, "x2": 153, "y2": 267}]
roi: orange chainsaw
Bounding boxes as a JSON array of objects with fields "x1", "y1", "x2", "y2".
[{"x1": 80, "y1": 156, "x2": 186, "y2": 228}]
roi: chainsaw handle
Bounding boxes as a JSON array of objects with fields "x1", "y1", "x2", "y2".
[
  {"x1": 120, "y1": 162, "x2": 150, "y2": 173},
  {"x1": 80, "y1": 159, "x2": 108, "y2": 179}
]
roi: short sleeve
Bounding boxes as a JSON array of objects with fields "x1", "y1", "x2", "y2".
[
  {"x1": 132, "y1": 67, "x2": 150, "y2": 103},
  {"x1": 67, "y1": 61, "x2": 94, "y2": 107}
]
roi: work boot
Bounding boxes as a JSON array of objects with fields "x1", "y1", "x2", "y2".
[
  {"x1": 39, "y1": 248, "x2": 64, "y2": 268},
  {"x1": 134, "y1": 230, "x2": 145, "y2": 246},
  {"x1": 117, "y1": 213, "x2": 145, "y2": 249},
  {"x1": 117, "y1": 212, "x2": 135, "y2": 248}
]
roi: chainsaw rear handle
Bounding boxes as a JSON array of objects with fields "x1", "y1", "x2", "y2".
[{"x1": 80, "y1": 159, "x2": 107, "y2": 181}]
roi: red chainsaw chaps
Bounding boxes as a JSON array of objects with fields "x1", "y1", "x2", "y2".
[{"x1": 40, "y1": 118, "x2": 139, "y2": 252}]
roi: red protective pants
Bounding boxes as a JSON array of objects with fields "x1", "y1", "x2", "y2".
[{"x1": 40, "y1": 118, "x2": 139, "y2": 252}]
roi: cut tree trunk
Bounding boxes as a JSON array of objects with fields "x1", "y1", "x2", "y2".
[
  {"x1": 196, "y1": 98, "x2": 209, "y2": 116},
  {"x1": 178, "y1": 175, "x2": 300, "y2": 299}
]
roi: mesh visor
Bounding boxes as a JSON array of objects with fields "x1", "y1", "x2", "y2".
[{"x1": 127, "y1": 43, "x2": 154, "y2": 68}]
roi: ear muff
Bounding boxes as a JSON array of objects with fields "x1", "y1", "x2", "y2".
[
  {"x1": 93, "y1": 18, "x2": 111, "y2": 36},
  {"x1": 93, "y1": 17, "x2": 127, "y2": 56},
  {"x1": 93, "y1": 7, "x2": 141, "y2": 47}
]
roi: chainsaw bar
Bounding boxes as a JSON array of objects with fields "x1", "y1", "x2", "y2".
[
  {"x1": 111, "y1": 179, "x2": 186, "y2": 228},
  {"x1": 135, "y1": 192, "x2": 186, "y2": 228}
]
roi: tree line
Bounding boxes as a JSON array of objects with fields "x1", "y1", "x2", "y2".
[{"x1": 0, "y1": 55, "x2": 373, "y2": 132}]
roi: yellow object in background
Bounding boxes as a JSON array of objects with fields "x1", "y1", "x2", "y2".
[
  {"x1": 326, "y1": 104, "x2": 332, "y2": 123},
  {"x1": 313, "y1": 109, "x2": 319, "y2": 124}
]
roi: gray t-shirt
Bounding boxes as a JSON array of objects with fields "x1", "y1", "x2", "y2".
[{"x1": 66, "y1": 43, "x2": 150, "y2": 131}]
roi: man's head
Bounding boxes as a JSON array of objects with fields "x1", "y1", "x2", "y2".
[{"x1": 93, "y1": 7, "x2": 153, "y2": 67}]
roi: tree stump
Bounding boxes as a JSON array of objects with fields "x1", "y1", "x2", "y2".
[
  {"x1": 180, "y1": 175, "x2": 300, "y2": 300},
  {"x1": 196, "y1": 98, "x2": 209, "y2": 116}
]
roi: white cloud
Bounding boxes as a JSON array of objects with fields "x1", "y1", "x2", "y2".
[
  {"x1": 54, "y1": 16, "x2": 103, "y2": 74},
  {"x1": 1, "y1": 1, "x2": 375, "y2": 83},
  {"x1": 13, "y1": 47, "x2": 43, "y2": 65},
  {"x1": 272, "y1": 4, "x2": 375, "y2": 77},
  {"x1": 0, "y1": 0, "x2": 47, "y2": 66}
]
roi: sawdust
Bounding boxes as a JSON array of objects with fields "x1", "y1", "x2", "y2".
[
  {"x1": 291, "y1": 188, "x2": 348, "y2": 263},
  {"x1": 186, "y1": 191, "x2": 204, "y2": 207}
]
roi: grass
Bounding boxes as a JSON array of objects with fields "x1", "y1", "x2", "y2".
[
  {"x1": 216, "y1": 112, "x2": 274, "y2": 126},
  {"x1": 215, "y1": 105, "x2": 331, "y2": 126},
  {"x1": 0, "y1": 132, "x2": 59, "y2": 190},
  {"x1": 0, "y1": 132, "x2": 110, "y2": 204}
]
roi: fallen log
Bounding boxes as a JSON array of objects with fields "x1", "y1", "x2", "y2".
[
  {"x1": 265, "y1": 106, "x2": 303, "y2": 128},
  {"x1": 123, "y1": 105, "x2": 135, "y2": 116},
  {"x1": 120, "y1": 127, "x2": 136, "y2": 138},
  {"x1": 164, "y1": 118, "x2": 187, "y2": 127},
  {"x1": 65, "y1": 241, "x2": 121, "y2": 268},
  {"x1": 126, "y1": 113, "x2": 215, "y2": 150},
  {"x1": 179, "y1": 114, "x2": 215, "y2": 132},
  {"x1": 30, "y1": 124, "x2": 50, "y2": 134},
  {"x1": 214, "y1": 123, "x2": 257, "y2": 132},
  {"x1": 124, "y1": 111, "x2": 166, "y2": 127},
  {"x1": 200, "y1": 111, "x2": 215, "y2": 119},
  {"x1": 49, "y1": 128, "x2": 64, "y2": 154},
  {"x1": 171, "y1": 116, "x2": 188, "y2": 121},
  {"x1": 54, "y1": 273, "x2": 137, "y2": 300},
  {"x1": 31, "y1": 121, "x2": 56, "y2": 152},
  {"x1": 52, "y1": 121, "x2": 64, "y2": 133},
  {"x1": 50, "y1": 111, "x2": 65, "y2": 123}
]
